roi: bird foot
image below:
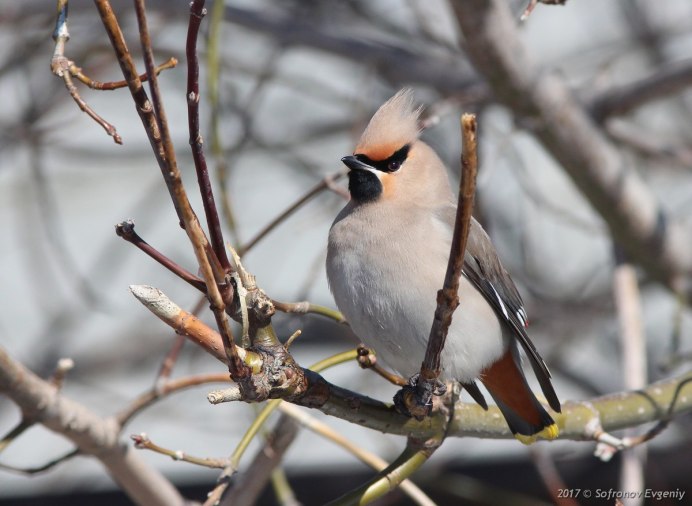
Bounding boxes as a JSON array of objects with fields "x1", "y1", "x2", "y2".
[{"x1": 393, "y1": 373, "x2": 447, "y2": 420}]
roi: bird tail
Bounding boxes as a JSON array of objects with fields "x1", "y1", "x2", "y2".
[{"x1": 480, "y1": 346, "x2": 559, "y2": 444}]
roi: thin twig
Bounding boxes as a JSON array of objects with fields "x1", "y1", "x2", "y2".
[
  {"x1": 71, "y1": 57, "x2": 177, "y2": 91},
  {"x1": 117, "y1": 372, "x2": 231, "y2": 426},
  {"x1": 239, "y1": 170, "x2": 348, "y2": 255},
  {"x1": 132, "y1": 433, "x2": 229, "y2": 468},
  {"x1": 423, "y1": 114, "x2": 478, "y2": 375},
  {"x1": 187, "y1": 0, "x2": 232, "y2": 273},
  {"x1": 0, "y1": 449, "x2": 79, "y2": 475},
  {"x1": 272, "y1": 299, "x2": 347, "y2": 323},
  {"x1": 51, "y1": 0, "x2": 122, "y2": 144},
  {"x1": 357, "y1": 345, "x2": 408, "y2": 386},
  {"x1": 115, "y1": 220, "x2": 207, "y2": 293}
]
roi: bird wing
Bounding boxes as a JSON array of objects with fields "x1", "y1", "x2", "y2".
[{"x1": 435, "y1": 206, "x2": 561, "y2": 412}]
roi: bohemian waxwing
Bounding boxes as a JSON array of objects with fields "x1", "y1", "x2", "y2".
[{"x1": 326, "y1": 89, "x2": 561, "y2": 443}]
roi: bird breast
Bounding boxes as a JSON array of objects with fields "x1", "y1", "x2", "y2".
[{"x1": 327, "y1": 204, "x2": 507, "y2": 382}]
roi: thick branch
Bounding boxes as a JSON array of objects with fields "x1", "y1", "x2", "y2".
[
  {"x1": 452, "y1": 0, "x2": 692, "y2": 295},
  {"x1": 131, "y1": 286, "x2": 692, "y2": 440},
  {"x1": 0, "y1": 346, "x2": 185, "y2": 506}
]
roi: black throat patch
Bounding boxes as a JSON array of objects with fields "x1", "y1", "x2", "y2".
[{"x1": 348, "y1": 169, "x2": 382, "y2": 203}]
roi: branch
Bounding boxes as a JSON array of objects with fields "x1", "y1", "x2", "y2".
[
  {"x1": 327, "y1": 435, "x2": 443, "y2": 506},
  {"x1": 70, "y1": 57, "x2": 177, "y2": 91},
  {"x1": 452, "y1": 0, "x2": 692, "y2": 296},
  {"x1": 219, "y1": 4, "x2": 692, "y2": 131},
  {"x1": 115, "y1": 220, "x2": 207, "y2": 292},
  {"x1": 0, "y1": 346, "x2": 186, "y2": 506},
  {"x1": 51, "y1": 0, "x2": 122, "y2": 144},
  {"x1": 186, "y1": 0, "x2": 232, "y2": 273},
  {"x1": 239, "y1": 170, "x2": 347, "y2": 256},
  {"x1": 129, "y1": 286, "x2": 692, "y2": 441},
  {"x1": 219, "y1": 414, "x2": 300, "y2": 506},
  {"x1": 223, "y1": 5, "x2": 481, "y2": 95},
  {"x1": 590, "y1": 58, "x2": 692, "y2": 121},
  {"x1": 98, "y1": 0, "x2": 245, "y2": 377},
  {"x1": 279, "y1": 402, "x2": 436, "y2": 506},
  {"x1": 398, "y1": 114, "x2": 478, "y2": 419}
]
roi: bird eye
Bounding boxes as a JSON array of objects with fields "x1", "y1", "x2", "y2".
[{"x1": 388, "y1": 160, "x2": 401, "y2": 172}]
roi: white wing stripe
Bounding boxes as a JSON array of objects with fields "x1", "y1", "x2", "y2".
[{"x1": 489, "y1": 283, "x2": 509, "y2": 320}]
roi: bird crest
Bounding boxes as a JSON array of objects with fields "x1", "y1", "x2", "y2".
[{"x1": 355, "y1": 88, "x2": 422, "y2": 161}]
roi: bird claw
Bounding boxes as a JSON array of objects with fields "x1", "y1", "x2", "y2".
[{"x1": 393, "y1": 374, "x2": 447, "y2": 420}]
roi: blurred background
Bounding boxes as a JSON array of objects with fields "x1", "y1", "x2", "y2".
[{"x1": 1, "y1": 0, "x2": 692, "y2": 504}]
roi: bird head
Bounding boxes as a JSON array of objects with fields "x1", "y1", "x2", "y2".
[{"x1": 342, "y1": 89, "x2": 451, "y2": 206}]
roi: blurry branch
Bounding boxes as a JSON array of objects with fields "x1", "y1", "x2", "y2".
[
  {"x1": 612, "y1": 249, "x2": 647, "y2": 504},
  {"x1": 605, "y1": 119, "x2": 692, "y2": 168},
  {"x1": 239, "y1": 170, "x2": 348, "y2": 255},
  {"x1": 660, "y1": 294, "x2": 692, "y2": 372},
  {"x1": 207, "y1": 0, "x2": 241, "y2": 246},
  {"x1": 0, "y1": 346, "x2": 186, "y2": 506},
  {"x1": 328, "y1": 434, "x2": 444, "y2": 506},
  {"x1": 529, "y1": 447, "x2": 576, "y2": 506},
  {"x1": 279, "y1": 402, "x2": 436, "y2": 506},
  {"x1": 590, "y1": 58, "x2": 692, "y2": 121},
  {"x1": 220, "y1": 5, "x2": 692, "y2": 128},
  {"x1": 0, "y1": 358, "x2": 75, "y2": 469},
  {"x1": 209, "y1": 350, "x2": 359, "y2": 506},
  {"x1": 219, "y1": 415, "x2": 300, "y2": 506},
  {"x1": 223, "y1": 5, "x2": 482, "y2": 95},
  {"x1": 117, "y1": 372, "x2": 231, "y2": 427},
  {"x1": 520, "y1": 0, "x2": 568, "y2": 22},
  {"x1": 0, "y1": 449, "x2": 79, "y2": 475},
  {"x1": 29, "y1": 140, "x2": 103, "y2": 306},
  {"x1": 452, "y1": 0, "x2": 692, "y2": 297}
]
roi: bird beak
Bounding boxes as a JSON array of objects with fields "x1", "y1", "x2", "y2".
[{"x1": 341, "y1": 155, "x2": 374, "y2": 172}]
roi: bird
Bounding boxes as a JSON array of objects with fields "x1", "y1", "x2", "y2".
[{"x1": 326, "y1": 89, "x2": 561, "y2": 444}]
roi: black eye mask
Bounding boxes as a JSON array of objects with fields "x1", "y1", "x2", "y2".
[{"x1": 354, "y1": 144, "x2": 410, "y2": 173}]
